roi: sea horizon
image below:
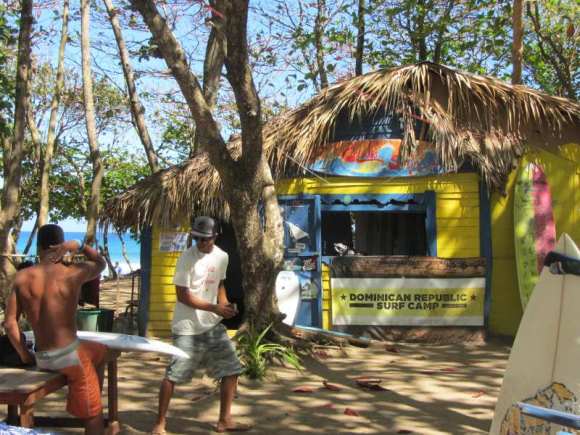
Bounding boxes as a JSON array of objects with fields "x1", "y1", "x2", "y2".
[{"x1": 16, "y1": 231, "x2": 141, "y2": 275}]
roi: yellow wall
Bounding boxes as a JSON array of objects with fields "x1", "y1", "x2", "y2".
[
  {"x1": 146, "y1": 173, "x2": 481, "y2": 336},
  {"x1": 489, "y1": 145, "x2": 580, "y2": 336},
  {"x1": 277, "y1": 173, "x2": 481, "y2": 330},
  {"x1": 147, "y1": 226, "x2": 182, "y2": 338}
]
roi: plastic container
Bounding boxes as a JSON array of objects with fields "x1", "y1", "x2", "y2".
[
  {"x1": 97, "y1": 308, "x2": 115, "y2": 332},
  {"x1": 76, "y1": 309, "x2": 100, "y2": 331}
]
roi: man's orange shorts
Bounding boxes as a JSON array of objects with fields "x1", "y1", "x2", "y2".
[{"x1": 36, "y1": 340, "x2": 107, "y2": 419}]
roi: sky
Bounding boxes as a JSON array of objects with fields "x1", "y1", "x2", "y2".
[{"x1": 21, "y1": 217, "x2": 87, "y2": 232}]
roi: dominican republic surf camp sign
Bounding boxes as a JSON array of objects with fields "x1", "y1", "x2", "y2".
[{"x1": 331, "y1": 277, "x2": 485, "y2": 326}]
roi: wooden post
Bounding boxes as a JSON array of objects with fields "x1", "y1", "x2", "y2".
[{"x1": 7, "y1": 404, "x2": 18, "y2": 425}]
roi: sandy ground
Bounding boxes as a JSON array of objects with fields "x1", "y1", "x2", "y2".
[{"x1": 1, "y1": 278, "x2": 511, "y2": 434}]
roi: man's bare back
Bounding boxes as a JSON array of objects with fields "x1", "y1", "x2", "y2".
[
  {"x1": 14, "y1": 262, "x2": 91, "y2": 351},
  {"x1": 4, "y1": 235, "x2": 106, "y2": 361}
]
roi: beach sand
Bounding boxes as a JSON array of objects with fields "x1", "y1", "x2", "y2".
[{"x1": 1, "y1": 278, "x2": 511, "y2": 434}]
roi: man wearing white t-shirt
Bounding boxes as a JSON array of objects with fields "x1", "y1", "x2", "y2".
[{"x1": 151, "y1": 217, "x2": 250, "y2": 434}]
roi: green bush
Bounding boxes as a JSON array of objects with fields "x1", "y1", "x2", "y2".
[{"x1": 236, "y1": 323, "x2": 302, "y2": 380}]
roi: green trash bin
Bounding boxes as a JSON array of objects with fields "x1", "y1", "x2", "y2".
[{"x1": 76, "y1": 308, "x2": 100, "y2": 331}]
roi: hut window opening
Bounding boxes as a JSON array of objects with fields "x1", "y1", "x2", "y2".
[{"x1": 321, "y1": 211, "x2": 427, "y2": 256}]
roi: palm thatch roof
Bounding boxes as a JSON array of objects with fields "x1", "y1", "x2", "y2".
[{"x1": 103, "y1": 62, "x2": 580, "y2": 231}]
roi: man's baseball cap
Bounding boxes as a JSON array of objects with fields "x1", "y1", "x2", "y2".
[{"x1": 191, "y1": 216, "x2": 218, "y2": 238}]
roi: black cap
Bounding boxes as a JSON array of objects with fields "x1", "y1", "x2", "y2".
[
  {"x1": 191, "y1": 216, "x2": 218, "y2": 238},
  {"x1": 37, "y1": 224, "x2": 64, "y2": 251}
]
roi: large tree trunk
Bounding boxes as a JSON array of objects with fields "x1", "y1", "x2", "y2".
[
  {"x1": 103, "y1": 0, "x2": 160, "y2": 173},
  {"x1": 131, "y1": 0, "x2": 285, "y2": 330},
  {"x1": 38, "y1": 0, "x2": 70, "y2": 227},
  {"x1": 354, "y1": 0, "x2": 365, "y2": 76},
  {"x1": 192, "y1": 0, "x2": 226, "y2": 157},
  {"x1": 512, "y1": 0, "x2": 524, "y2": 84},
  {"x1": 0, "y1": 0, "x2": 33, "y2": 302},
  {"x1": 81, "y1": 0, "x2": 104, "y2": 246}
]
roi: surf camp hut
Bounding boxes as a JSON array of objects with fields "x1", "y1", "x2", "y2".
[{"x1": 103, "y1": 62, "x2": 580, "y2": 340}]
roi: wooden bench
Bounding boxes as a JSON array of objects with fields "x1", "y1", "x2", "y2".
[{"x1": 0, "y1": 351, "x2": 120, "y2": 433}]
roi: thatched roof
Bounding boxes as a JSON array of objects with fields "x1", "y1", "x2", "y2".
[{"x1": 103, "y1": 62, "x2": 580, "y2": 231}]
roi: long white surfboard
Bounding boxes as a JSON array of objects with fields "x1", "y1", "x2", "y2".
[
  {"x1": 25, "y1": 331, "x2": 189, "y2": 359},
  {"x1": 490, "y1": 233, "x2": 580, "y2": 434}
]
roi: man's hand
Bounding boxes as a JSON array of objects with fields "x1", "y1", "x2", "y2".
[
  {"x1": 213, "y1": 303, "x2": 237, "y2": 319},
  {"x1": 46, "y1": 240, "x2": 79, "y2": 263}
]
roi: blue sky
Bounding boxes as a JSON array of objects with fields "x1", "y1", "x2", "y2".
[{"x1": 22, "y1": 217, "x2": 87, "y2": 232}]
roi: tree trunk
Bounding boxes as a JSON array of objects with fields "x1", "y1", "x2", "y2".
[
  {"x1": 0, "y1": 0, "x2": 33, "y2": 301},
  {"x1": 512, "y1": 0, "x2": 524, "y2": 84},
  {"x1": 103, "y1": 0, "x2": 160, "y2": 173},
  {"x1": 37, "y1": 0, "x2": 70, "y2": 227},
  {"x1": 116, "y1": 229, "x2": 133, "y2": 273},
  {"x1": 355, "y1": 0, "x2": 365, "y2": 76},
  {"x1": 192, "y1": 0, "x2": 226, "y2": 157},
  {"x1": 100, "y1": 225, "x2": 117, "y2": 279},
  {"x1": 131, "y1": 0, "x2": 285, "y2": 331},
  {"x1": 314, "y1": 0, "x2": 329, "y2": 88},
  {"x1": 81, "y1": 0, "x2": 104, "y2": 246}
]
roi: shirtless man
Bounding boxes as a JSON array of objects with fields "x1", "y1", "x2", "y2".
[{"x1": 3, "y1": 224, "x2": 108, "y2": 435}]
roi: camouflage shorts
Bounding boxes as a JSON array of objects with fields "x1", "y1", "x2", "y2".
[{"x1": 166, "y1": 324, "x2": 243, "y2": 384}]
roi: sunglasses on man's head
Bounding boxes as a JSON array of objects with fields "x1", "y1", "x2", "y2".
[{"x1": 194, "y1": 236, "x2": 213, "y2": 242}]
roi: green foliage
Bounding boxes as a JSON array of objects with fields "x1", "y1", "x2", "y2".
[
  {"x1": 236, "y1": 323, "x2": 302, "y2": 380},
  {"x1": 366, "y1": 0, "x2": 511, "y2": 75},
  {"x1": 523, "y1": 0, "x2": 578, "y2": 99}
]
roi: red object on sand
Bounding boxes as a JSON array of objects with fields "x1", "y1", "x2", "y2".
[
  {"x1": 344, "y1": 408, "x2": 360, "y2": 416},
  {"x1": 322, "y1": 381, "x2": 342, "y2": 391},
  {"x1": 292, "y1": 386, "x2": 315, "y2": 393}
]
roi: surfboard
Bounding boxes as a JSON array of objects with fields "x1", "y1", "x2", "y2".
[
  {"x1": 513, "y1": 162, "x2": 556, "y2": 310},
  {"x1": 24, "y1": 331, "x2": 189, "y2": 359},
  {"x1": 490, "y1": 233, "x2": 580, "y2": 434},
  {"x1": 275, "y1": 271, "x2": 301, "y2": 326}
]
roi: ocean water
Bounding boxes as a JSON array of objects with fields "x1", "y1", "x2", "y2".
[{"x1": 16, "y1": 231, "x2": 141, "y2": 275}]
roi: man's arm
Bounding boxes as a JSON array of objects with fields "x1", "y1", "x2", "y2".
[
  {"x1": 3, "y1": 288, "x2": 34, "y2": 364},
  {"x1": 49, "y1": 240, "x2": 106, "y2": 282},
  {"x1": 176, "y1": 284, "x2": 235, "y2": 319},
  {"x1": 217, "y1": 281, "x2": 229, "y2": 305}
]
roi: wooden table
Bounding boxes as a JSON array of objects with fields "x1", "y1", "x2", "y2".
[{"x1": 0, "y1": 351, "x2": 120, "y2": 433}]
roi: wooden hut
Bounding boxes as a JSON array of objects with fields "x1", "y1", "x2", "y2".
[{"x1": 103, "y1": 62, "x2": 580, "y2": 340}]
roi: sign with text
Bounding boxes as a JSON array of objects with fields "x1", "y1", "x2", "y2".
[
  {"x1": 158, "y1": 232, "x2": 188, "y2": 253},
  {"x1": 331, "y1": 277, "x2": 485, "y2": 326}
]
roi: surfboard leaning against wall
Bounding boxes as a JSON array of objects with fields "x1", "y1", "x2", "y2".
[
  {"x1": 490, "y1": 233, "x2": 580, "y2": 434},
  {"x1": 513, "y1": 162, "x2": 557, "y2": 310}
]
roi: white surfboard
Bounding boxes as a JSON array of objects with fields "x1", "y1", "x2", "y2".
[
  {"x1": 490, "y1": 233, "x2": 580, "y2": 434},
  {"x1": 275, "y1": 271, "x2": 301, "y2": 326},
  {"x1": 25, "y1": 331, "x2": 189, "y2": 359}
]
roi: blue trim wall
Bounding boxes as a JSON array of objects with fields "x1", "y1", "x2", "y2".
[
  {"x1": 479, "y1": 182, "x2": 493, "y2": 329},
  {"x1": 138, "y1": 227, "x2": 152, "y2": 336},
  {"x1": 425, "y1": 190, "x2": 437, "y2": 256}
]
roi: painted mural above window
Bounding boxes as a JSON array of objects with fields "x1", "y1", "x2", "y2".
[
  {"x1": 310, "y1": 139, "x2": 443, "y2": 177},
  {"x1": 310, "y1": 109, "x2": 445, "y2": 177}
]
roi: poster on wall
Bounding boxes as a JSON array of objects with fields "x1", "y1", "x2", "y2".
[
  {"x1": 331, "y1": 277, "x2": 485, "y2": 326},
  {"x1": 159, "y1": 232, "x2": 188, "y2": 252}
]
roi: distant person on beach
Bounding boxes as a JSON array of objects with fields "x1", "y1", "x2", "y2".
[
  {"x1": 151, "y1": 216, "x2": 250, "y2": 434},
  {"x1": 114, "y1": 261, "x2": 122, "y2": 278},
  {"x1": 3, "y1": 224, "x2": 109, "y2": 435}
]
